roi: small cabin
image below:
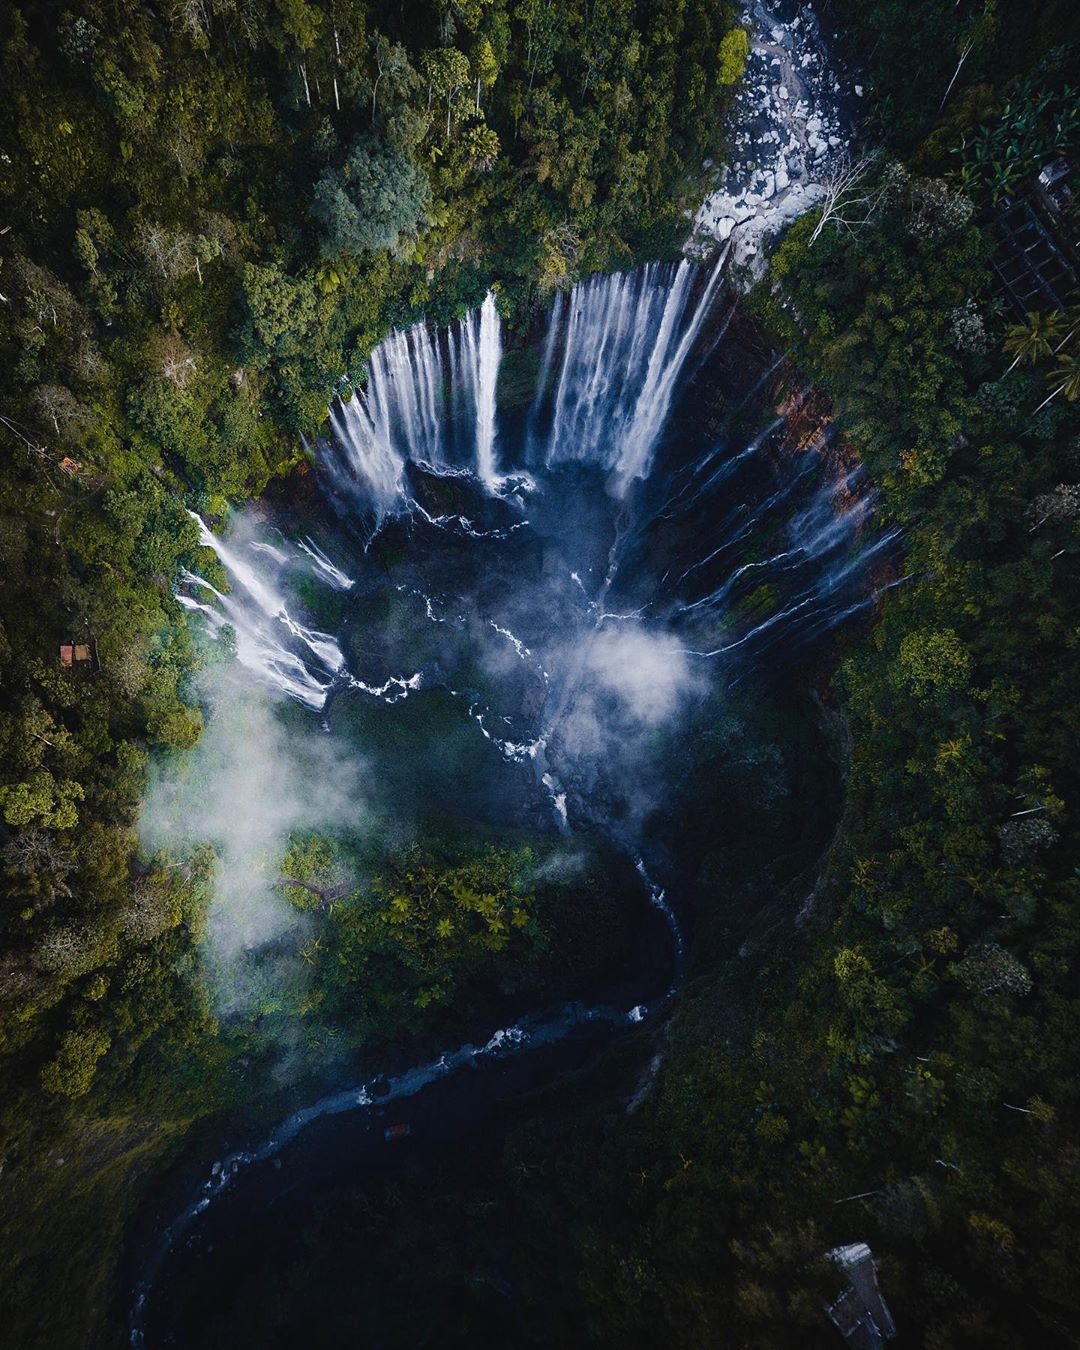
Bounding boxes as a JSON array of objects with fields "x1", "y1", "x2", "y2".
[
  {"x1": 1038, "y1": 156, "x2": 1073, "y2": 213},
  {"x1": 59, "y1": 637, "x2": 99, "y2": 672}
]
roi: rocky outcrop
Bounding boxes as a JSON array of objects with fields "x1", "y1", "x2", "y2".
[{"x1": 692, "y1": 0, "x2": 860, "y2": 276}]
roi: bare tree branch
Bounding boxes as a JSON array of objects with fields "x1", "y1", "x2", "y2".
[{"x1": 808, "y1": 152, "x2": 883, "y2": 247}]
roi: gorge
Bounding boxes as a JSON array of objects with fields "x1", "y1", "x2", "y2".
[
  {"x1": 131, "y1": 228, "x2": 894, "y2": 1342},
  {"x1": 2, "y1": 0, "x2": 1079, "y2": 1347}
]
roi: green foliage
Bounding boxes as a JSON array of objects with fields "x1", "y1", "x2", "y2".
[
  {"x1": 953, "y1": 71, "x2": 1080, "y2": 200},
  {"x1": 263, "y1": 840, "x2": 550, "y2": 1038},
  {"x1": 40, "y1": 1027, "x2": 111, "y2": 1099},
  {"x1": 817, "y1": 0, "x2": 1080, "y2": 155},
  {"x1": 311, "y1": 134, "x2": 431, "y2": 260},
  {"x1": 340, "y1": 843, "x2": 544, "y2": 1010},
  {"x1": 717, "y1": 27, "x2": 749, "y2": 85}
]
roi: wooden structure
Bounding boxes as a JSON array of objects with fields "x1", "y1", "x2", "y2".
[
  {"x1": 59, "y1": 636, "x2": 99, "y2": 672},
  {"x1": 990, "y1": 157, "x2": 1079, "y2": 318}
]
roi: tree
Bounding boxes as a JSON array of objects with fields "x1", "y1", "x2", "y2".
[
  {"x1": 807, "y1": 152, "x2": 883, "y2": 247},
  {"x1": 1034, "y1": 353, "x2": 1080, "y2": 413},
  {"x1": 462, "y1": 123, "x2": 500, "y2": 171},
  {"x1": 421, "y1": 47, "x2": 471, "y2": 140},
  {"x1": 30, "y1": 384, "x2": 90, "y2": 444},
  {"x1": 1027, "y1": 483, "x2": 1080, "y2": 531},
  {"x1": 717, "y1": 27, "x2": 748, "y2": 85},
  {"x1": 473, "y1": 37, "x2": 499, "y2": 111},
  {"x1": 897, "y1": 628, "x2": 972, "y2": 699},
  {"x1": 1003, "y1": 310, "x2": 1066, "y2": 371},
  {"x1": 955, "y1": 942, "x2": 1032, "y2": 999},
  {"x1": 40, "y1": 1027, "x2": 111, "y2": 1098},
  {"x1": 240, "y1": 261, "x2": 321, "y2": 362},
  {"x1": 368, "y1": 32, "x2": 413, "y2": 123},
  {"x1": 0, "y1": 771, "x2": 85, "y2": 829},
  {"x1": 310, "y1": 134, "x2": 430, "y2": 259},
  {"x1": 133, "y1": 220, "x2": 199, "y2": 287}
]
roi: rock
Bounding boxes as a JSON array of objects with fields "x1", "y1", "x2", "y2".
[
  {"x1": 775, "y1": 166, "x2": 790, "y2": 192},
  {"x1": 806, "y1": 116, "x2": 823, "y2": 133},
  {"x1": 778, "y1": 85, "x2": 789, "y2": 100},
  {"x1": 716, "y1": 217, "x2": 736, "y2": 241},
  {"x1": 855, "y1": 84, "x2": 864, "y2": 96}
]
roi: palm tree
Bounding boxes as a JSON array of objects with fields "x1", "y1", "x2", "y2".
[
  {"x1": 1052, "y1": 304, "x2": 1080, "y2": 356},
  {"x1": 1033, "y1": 354, "x2": 1080, "y2": 414},
  {"x1": 1003, "y1": 310, "x2": 1067, "y2": 372}
]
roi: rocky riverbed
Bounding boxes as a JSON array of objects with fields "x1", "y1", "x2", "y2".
[{"x1": 693, "y1": 0, "x2": 860, "y2": 274}]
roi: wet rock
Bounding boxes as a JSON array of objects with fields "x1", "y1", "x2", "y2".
[{"x1": 689, "y1": 0, "x2": 851, "y2": 280}]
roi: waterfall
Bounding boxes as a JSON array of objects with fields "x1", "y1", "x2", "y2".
[
  {"x1": 329, "y1": 393, "x2": 405, "y2": 519},
  {"x1": 535, "y1": 248, "x2": 728, "y2": 489},
  {"x1": 181, "y1": 513, "x2": 432, "y2": 712},
  {"x1": 329, "y1": 317, "x2": 447, "y2": 514},
  {"x1": 475, "y1": 291, "x2": 502, "y2": 485},
  {"x1": 181, "y1": 518, "x2": 344, "y2": 708},
  {"x1": 296, "y1": 537, "x2": 355, "y2": 591},
  {"x1": 325, "y1": 260, "x2": 727, "y2": 513},
  {"x1": 183, "y1": 512, "x2": 343, "y2": 709},
  {"x1": 329, "y1": 292, "x2": 504, "y2": 511},
  {"x1": 527, "y1": 289, "x2": 565, "y2": 458},
  {"x1": 187, "y1": 511, "x2": 287, "y2": 618}
]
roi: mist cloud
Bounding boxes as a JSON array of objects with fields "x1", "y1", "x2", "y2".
[
  {"x1": 581, "y1": 627, "x2": 703, "y2": 724},
  {"x1": 139, "y1": 661, "x2": 366, "y2": 1014}
]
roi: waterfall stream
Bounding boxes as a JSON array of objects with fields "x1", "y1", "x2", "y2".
[
  {"x1": 325, "y1": 251, "x2": 731, "y2": 518},
  {"x1": 328, "y1": 288, "x2": 506, "y2": 515}
]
